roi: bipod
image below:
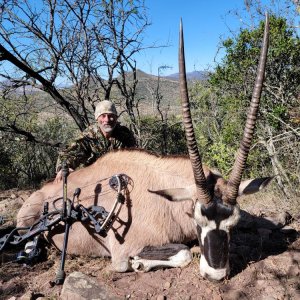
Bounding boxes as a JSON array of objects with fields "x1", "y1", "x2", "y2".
[{"x1": 55, "y1": 162, "x2": 74, "y2": 285}]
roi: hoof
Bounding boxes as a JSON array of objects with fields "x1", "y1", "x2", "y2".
[
  {"x1": 131, "y1": 256, "x2": 147, "y2": 272},
  {"x1": 112, "y1": 259, "x2": 130, "y2": 273}
]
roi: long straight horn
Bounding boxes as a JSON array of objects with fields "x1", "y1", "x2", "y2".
[
  {"x1": 179, "y1": 19, "x2": 212, "y2": 205},
  {"x1": 225, "y1": 13, "x2": 270, "y2": 205}
]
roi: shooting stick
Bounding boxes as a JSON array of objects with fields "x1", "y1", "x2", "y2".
[{"x1": 55, "y1": 162, "x2": 70, "y2": 285}]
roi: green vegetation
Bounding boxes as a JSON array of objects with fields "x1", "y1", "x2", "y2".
[
  {"x1": 0, "y1": 95, "x2": 77, "y2": 188},
  {"x1": 139, "y1": 115, "x2": 186, "y2": 155},
  {"x1": 208, "y1": 15, "x2": 300, "y2": 200}
]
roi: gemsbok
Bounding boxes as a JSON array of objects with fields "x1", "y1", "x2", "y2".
[{"x1": 16, "y1": 15, "x2": 271, "y2": 281}]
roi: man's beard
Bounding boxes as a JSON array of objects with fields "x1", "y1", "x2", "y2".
[{"x1": 100, "y1": 123, "x2": 116, "y2": 134}]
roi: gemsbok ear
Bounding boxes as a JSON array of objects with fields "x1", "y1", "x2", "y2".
[
  {"x1": 238, "y1": 177, "x2": 274, "y2": 196},
  {"x1": 148, "y1": 187, "x2": 194, "y2": 201}
]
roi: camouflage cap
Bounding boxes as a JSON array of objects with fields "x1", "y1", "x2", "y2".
[{"x1": 94, "y1": 100, "x2": 118, "y2": 120}]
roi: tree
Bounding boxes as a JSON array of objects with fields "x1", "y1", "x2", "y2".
[
  {"x1": 209, "y1": 14, "x2": 300, "y2": 198},
  {"x1": 188, "y1": 81, "x2": 238, "y2": 175},
  {"x1": 0, "y1": 0, "x2": 150, "y2": 141}
]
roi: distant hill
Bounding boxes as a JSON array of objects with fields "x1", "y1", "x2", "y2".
[
  {"x1": 0, "y1": 69, "x2": 208, "y2": 118},
  {"x1": 121, "y1": 69, "x2": 208, "y2": 115},
  {"x1": 164, "y1": 70, "x2": 209, "y2": 81},
  {"x1": 117, "y1": 69, "x2": 180, "y2": 115}
]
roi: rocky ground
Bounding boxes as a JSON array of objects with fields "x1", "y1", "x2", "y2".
[{"x1": 0, "y1": 189, "x2": 299, "y2": 300}]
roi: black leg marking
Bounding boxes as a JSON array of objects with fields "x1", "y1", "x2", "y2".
[{"x1": 136, "y1": 243, "x2": 189, "y2": 260}]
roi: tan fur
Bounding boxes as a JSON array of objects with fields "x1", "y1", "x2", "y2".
[
  {"x1": 17, "y1": 150, "x2": 211, "y2": 265},
  {"x1": 17, "y1": 149, "x2": 268, "y2": 270}
]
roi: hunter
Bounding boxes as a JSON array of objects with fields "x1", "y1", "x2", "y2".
[{"x1": 55, "y1": 100, "x2": 137, "y2": 182}]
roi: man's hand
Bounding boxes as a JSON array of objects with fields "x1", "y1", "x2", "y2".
[{"x1": 54, "y1": 168, "x2": 74, "y2": 183}]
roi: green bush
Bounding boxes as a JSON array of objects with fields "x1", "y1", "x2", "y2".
[
  {"x1": 139, "y1": 115, "x2": 187, "y2": 155},
  {"x1": 0, "y1": 116, "x2": 77, "y2": 189}
]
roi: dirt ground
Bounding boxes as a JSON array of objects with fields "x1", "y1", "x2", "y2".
[{"x1": 0, "y1": 189, "x2": 299, "y2": 300}]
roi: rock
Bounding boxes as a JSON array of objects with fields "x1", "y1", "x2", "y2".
[
  {"x1": 10, "y1": 193, "x2": 17, "y2": 199},
  {"x1": 277, "y1": 211, "x2": 292, "y2": 225},
  {"x1": 19, "y1": 291, "x2": 33, "y2": 300},
  {"x1": 260, "y1": 211, "x2": 294, "y2": 229},
  {"x1": 60, "y1": 271, "x2": 122, "y2": 300},
  {"x1": 288, "y1": 265, "x2": 300, "y2": 277},
  {"x1": 223, "y1": 290, "x2": 246, "y2": 300},
  {"x1": 163, "y1": 281, "x2": 171, "y2": 289}
]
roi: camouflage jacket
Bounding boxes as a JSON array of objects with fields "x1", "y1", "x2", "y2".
[{"x1": 56, "y1": 123, "x2": 137, "y2": 172}]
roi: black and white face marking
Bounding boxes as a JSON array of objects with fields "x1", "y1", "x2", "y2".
[{"x1": 194, "y1": 200, "x2": 240, "y2": 281}]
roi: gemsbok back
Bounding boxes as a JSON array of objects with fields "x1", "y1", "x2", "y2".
[{"x1": 16, "y1": 15, "x2": 271, "y2": 281}]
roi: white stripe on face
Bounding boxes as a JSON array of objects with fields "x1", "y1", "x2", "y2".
[
  {"x1": 194, "y1": 201, "x2": 240, "y2": 281},
  {"x1": 200, "y1": 254, "x2": 229, "y2": 281},
  {"x1": 194, "y1": 201, "x2": 240, "y2": 231},
  {"x1": 199, "y1": 221, "x2": 216, "y2": 245},
  {"x1": 219, "y1": 205, "x2": 240, "y2": 231}
]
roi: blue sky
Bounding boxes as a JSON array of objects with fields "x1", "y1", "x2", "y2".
[{"x1": 137, "y1": 0, "x2": 248, "y2": 75}]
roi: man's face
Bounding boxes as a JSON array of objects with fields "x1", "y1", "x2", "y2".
[{"x1": 98, "y1": 113, "x2": 117, "y2": 134}]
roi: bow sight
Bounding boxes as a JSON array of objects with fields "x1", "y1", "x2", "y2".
[{"x1": 0, "y1": 162, "x2": 127, "y2": 285}]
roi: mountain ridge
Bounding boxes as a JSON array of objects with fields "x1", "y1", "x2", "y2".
[{"x1": 163, "y1": 70, "x2": 208, "y2": 81}]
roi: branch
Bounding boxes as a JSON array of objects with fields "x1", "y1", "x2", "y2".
[
  {"x1": 0, "y1": 43, "x2": 87, "y2": 130},
  {"x1": 261, "y1": 109, "x2": 300, "y2": 137},
  {"x1": 0, "y1": 125, "x2": 61, "y2": 147}
]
